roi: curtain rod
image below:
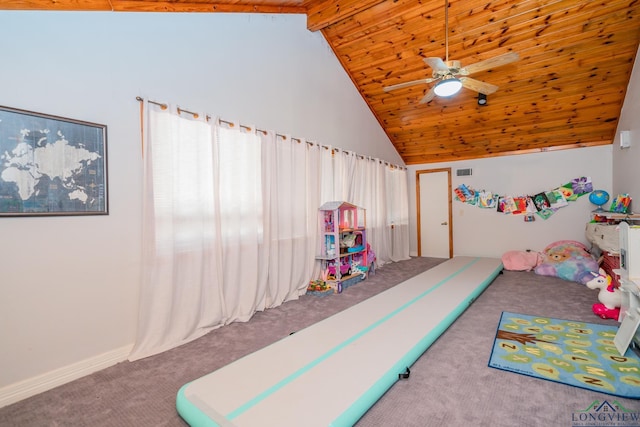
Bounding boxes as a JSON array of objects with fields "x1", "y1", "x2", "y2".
[
  {"x1": 135, "y1": 96, "x2": 405, "y2": 170},
  {"x1": 136, "y1": 96, "x2": 309, "y2": 144}
]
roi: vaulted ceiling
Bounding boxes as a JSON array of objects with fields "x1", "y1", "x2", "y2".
[{"x1": 5, "y1": 0, "x2": 640, "y2": 164}]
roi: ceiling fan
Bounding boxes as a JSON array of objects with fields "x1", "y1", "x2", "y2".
[{"x1": 383, "y1": 0, "x2": 519, "y2": 103}]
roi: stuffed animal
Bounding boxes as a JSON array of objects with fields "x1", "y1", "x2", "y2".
[
  {"x1": 350, "y1": 259, "x2": 367, "y2": 279},
  {"x1": 534, "y1": 240, "x2": 599, "y2": 284},
  {"x1": 585, "y1": 268, "x2": 622, "y2": 320}
]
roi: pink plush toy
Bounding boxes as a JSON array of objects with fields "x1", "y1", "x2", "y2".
[
  {"x1": 586, "y1": 269, "x2": 621, "y2": 320},
  {"x1": 501, "y1": 250, "x2": 542, "y2": 271}
]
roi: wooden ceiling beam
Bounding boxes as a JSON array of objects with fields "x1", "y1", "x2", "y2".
[
  {"x1": 1, "y1": 0, "x2": 112, "y2": 11},
  {"x1": 1, "y1": 0, "x2": 308, "y2": 13},
  {"x1": 115, "y1": 1, "x2": 307, "y2": 13}
]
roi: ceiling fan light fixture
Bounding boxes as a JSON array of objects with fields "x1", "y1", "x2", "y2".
[{"x1": 433, "y1": 76, "x2": 462, "y2": 97}]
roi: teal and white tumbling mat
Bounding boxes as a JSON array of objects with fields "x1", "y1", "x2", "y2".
[{"x1": 177, "y1": 256, "x2": 503, "y2": 426}]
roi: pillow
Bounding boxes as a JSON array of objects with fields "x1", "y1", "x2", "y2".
[{"x1": 534, "y1": 240, "x2": 599, "y2": 284}]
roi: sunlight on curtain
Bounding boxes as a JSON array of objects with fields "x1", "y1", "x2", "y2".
[
  {"x1": 214, "y1": 123, "x2": 264, "y2": 323},
  {"x1": 260, "y1": 134, "x2": 321, "y2": 307},
  {"x1": 130, "y1": 102, "x2": 225, "y2": 361},
  {"x1": 319, "y1": 145, "x2": 335, "y2": 204},
  {"x1": 325, "y1": 149, "x2": 410, "y2": 267},
  {"x1": 386, "y1": 166, "x2": 410, "y2": 261},
  {"x1": 349, "y1": 154, "x2": 380, "y2": 260},
  {"x1": 130, "y1": 105, "x2": 323, "y2": 361}
]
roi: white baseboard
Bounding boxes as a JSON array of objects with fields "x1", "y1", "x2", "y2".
[{"x1": 0, "y1": 344, "x2": 132, "y2": 409}]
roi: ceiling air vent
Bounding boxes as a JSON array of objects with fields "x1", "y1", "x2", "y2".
[{"x1": 456, "y1": 168, "x2": 472, "y2": 177}]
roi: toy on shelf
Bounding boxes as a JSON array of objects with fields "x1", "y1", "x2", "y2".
[
  {"x1": 609, "y1": 193, "x2": 631, "y2": 214},
  {"x1": 307, "y1": 270, "x2": 335, "y2": 296},
  {"x1": 350, "y1": 259, "x2": 367, "y2": 279},
  {"x1": 367, "y1": 243, "x2": 376, "y2": 275},
  {"x1": 586, "y1": 269, "x2": 622, "y2": 320},
  {"x1": 589, "y1": 190, "x2": 610, "y2": 212},
  {"x1": 315, "y1": 201, "x2": 368, "y2": 293},
  {"x1": 307, "y1": 279, "x2": 334, "y2": 296},
  {"x1": 327, "y1": 257, "x2": 351, "y2": 278}
]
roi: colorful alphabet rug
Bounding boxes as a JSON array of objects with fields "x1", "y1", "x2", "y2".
[{"x1": 489, "y1": 312, "x2": 640, "y2": 398}]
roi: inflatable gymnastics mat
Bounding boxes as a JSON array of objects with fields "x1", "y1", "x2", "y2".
[{"x1": 177, "y1": 256, "x2": 503, "y2": 426}]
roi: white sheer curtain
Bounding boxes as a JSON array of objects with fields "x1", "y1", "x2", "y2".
[
  {"x1": 386, "y1": 166, "x2": 411, "y2": 261},
  {"x1": 130, "y1": 98, "x2": 411, "y2": 360},
  {"x1": 130, "y1": 102, "x2": 225, "y2": 360},
  {"x1": 326, "y1": 150, "x2": 410, "y2": 267},
  {"x1": 319, "y1": 145, "x2": 336, "y2": 204},
  {"x1": 259, "y1": 133, "x2": 321, "y2": 308},
  {"x1": 130, "y1": 103, "x2": 320, "y2": 361}
]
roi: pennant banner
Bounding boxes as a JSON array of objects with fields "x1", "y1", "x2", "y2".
[{"x1": 454, "y1": 177, "x2": 593, "y2": 221}]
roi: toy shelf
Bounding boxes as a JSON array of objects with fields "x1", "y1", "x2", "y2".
[
  {"x1": 590, "y1": 211, "x2": 640, "y2": 223},
  {"x1": 315, "y1": 201, "x2": 369, "y2": 294}
]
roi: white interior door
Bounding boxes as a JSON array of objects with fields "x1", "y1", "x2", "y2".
[{"x1": 418, "y1": 169, "x2": 452, "y2": 258}]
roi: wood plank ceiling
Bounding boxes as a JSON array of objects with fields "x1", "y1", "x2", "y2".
[{"x1": 5, "y1": 0, "x2": 640, "y2": 164}]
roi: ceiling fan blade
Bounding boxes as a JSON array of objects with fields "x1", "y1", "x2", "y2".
[
  {"x1": 460, "y1": 77, "x2": 499, "y2": 95},
  {"x1": 460, "y1": 52, "x2": 519, "y2": 76},
  {"x1": 419, "y1": 87, "x2": 436, "y2": 104},
  {"x1": 383, "y1": 78, "x2": 435, "y2": 92},
  {"x1": 424, "y1": 57, "x2": 449, "y2": 73}
]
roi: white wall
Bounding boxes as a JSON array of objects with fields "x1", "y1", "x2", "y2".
[
  {"x1": 407, "y1": 145, "x2": 613, "y2": 258},
  {"x1": 0, "y1": 11, "x2": 401, "y2": 404},
  {"x1": 612, "y1": 45, "x2": 640, "y2": 205}
]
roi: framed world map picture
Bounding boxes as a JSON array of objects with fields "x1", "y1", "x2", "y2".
[{"x1": 0, "y1": 106, "x2": 108, "y2": 216}]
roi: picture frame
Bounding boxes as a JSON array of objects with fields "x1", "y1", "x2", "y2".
[{"x1": 0, "y1": 105, "x2": 108, "y2": 216}]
